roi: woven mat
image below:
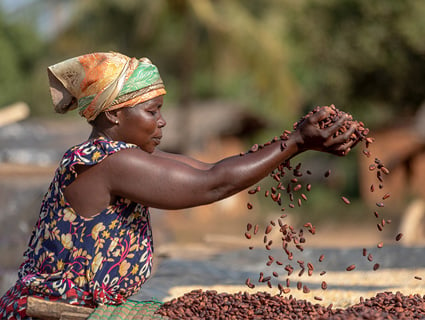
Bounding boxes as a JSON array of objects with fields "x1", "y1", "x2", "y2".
[{"x1": 88, "y1": 300, "x2": 168, "y2": 320}]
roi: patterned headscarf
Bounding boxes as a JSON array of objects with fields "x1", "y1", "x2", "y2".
[{"x1": 47, "y1": 52, "x2": 166, "y2": 121}]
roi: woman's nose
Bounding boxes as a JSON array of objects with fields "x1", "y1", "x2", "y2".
[{"x1": 158, "y1": 114, "x2": 166, "y2": 128}]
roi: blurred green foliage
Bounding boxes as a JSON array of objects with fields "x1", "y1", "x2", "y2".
[
  {"x1": 0, "y1": 9, "x2": 45, "y2": 109},
  {"x1": 0, "y1": 0, "x2": 424, "y2": 209},
  {"x1": 286, "y1": 0, "x2": 425, "y2": 128},
  {"x1": 2, "y1": 0, "x2": 424, "y2": 127}
]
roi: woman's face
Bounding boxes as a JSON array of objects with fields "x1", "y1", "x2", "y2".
[{"x1": 116, "y1": 96, "x2": 166, "y2": 153}]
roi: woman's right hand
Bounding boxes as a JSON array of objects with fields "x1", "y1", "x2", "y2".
[{"x1": 290, "y1": 106, "x2": 361, "y2": 156}]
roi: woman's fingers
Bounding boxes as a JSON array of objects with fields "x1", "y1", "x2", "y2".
[
  {"x1": 328, "y1": 132, "x2": 361, "y2": 156},
  {"x1": 331, "y1": 123, "x2": 357, "y2": 144},
  {"x1": 308, "y1": 106, "x2": 334, "y2": 124},
  {"x1": 324, "y1": 113, "x2": 350, "y2": 137},
  {"x1": 293, "y1": 105, "x2": 369, "y2": 156},
  {"x1": 348, "y1": 134, "x2": 362, "y2": 150},
  {"x1": 323, "y1": 120, "x2": 363, "y2": 154}
]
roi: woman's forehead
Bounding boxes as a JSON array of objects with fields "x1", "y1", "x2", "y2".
[{"x1": 136, "y1": 96, "x2": 164, "y2": 109}]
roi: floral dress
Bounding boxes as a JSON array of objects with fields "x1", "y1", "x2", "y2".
[{"x1": 0, "y1": 137, "x2": 154, "y2": 319}]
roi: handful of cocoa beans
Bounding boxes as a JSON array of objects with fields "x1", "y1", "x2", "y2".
[{"x1": 293, "y1": 104, "x2": 370, "y2": 146}]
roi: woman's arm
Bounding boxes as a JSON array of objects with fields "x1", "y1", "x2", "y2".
[
  {"x1": 103, "y1": 107, "x2": 358, "y2": 210},
  {"x1": 106, "y1": 136, "x2": 299, "y2": 210},
  {"x1": 65, "y1": 107, "x2": 359, "y2": 216},
  {"x1": 152, "y1": 149, "x2": 213, "y2": 170}
]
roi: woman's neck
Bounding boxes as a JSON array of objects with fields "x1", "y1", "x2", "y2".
[{"x1": 89, "y1": 127, "x2": 114, "y2": 140}]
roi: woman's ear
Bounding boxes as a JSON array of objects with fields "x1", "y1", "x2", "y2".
[{"x1": 104, "y1": 110, "x2": 120, "y2": 125}]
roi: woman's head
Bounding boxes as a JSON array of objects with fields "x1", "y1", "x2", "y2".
[
  {"x1": 47, "y1": 52, "x2": 166, "y2": 121},
  {"x1": 47, "y1": 52, "x2": 167, "y2": 152},
  {"x1": 92, "y1": 95, "x2": 166, "y2": 153}
]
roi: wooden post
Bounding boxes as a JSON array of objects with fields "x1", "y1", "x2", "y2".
[
  {"x1": 26, "y1": 296, "x2": 94, "y2": 320},
  {"x1": 0, "y1": 102, "x2": 30, "y2": 127}
]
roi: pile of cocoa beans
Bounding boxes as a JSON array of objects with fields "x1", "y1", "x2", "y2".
[{"x1": 156, "y1": 289, "x2": 425, "y2": 319}]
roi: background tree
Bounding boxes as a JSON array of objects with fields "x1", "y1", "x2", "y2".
[
  {"x1": 0, "y1": 9, "x2": 44, "y2": 110},
  {"x1": 2, "y1": 0, "x2": 424, "y2": 128},
  {"x1": 285, "y1": 0, "x2": 425, "y2": 128}
]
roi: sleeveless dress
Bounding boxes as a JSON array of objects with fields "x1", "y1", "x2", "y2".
[{"x1": 0, "y1": 137, "x2": 154, "y2": 319}]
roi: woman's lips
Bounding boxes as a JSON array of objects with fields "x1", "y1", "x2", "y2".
[{"x1": 152, "y1": 136, "x2": 162, "y2": 145}]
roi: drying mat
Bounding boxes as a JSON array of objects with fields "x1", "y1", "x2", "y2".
[{"x1": 88, "y1": 300, "x2": 169, "y2": 320}]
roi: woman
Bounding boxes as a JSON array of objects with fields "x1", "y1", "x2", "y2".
[{"x1": 0, "y1": 52, "x2": 359, "y2": 319}]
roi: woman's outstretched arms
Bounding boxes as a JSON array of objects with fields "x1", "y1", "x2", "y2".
[
  {"x1": 105, "y1": 107, "x2": 359, "y2": 209},
  {"x1": 64, "y1": 107, "x2": 360, "y2": 216}
]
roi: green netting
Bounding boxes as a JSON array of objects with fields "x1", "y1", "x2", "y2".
[{"x1": 88, "y1": 299, "x2": 167, "y2": 320}]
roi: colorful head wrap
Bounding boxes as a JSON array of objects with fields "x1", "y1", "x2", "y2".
[{"x1": 47, "y1": 52, "x2": 166, "y2": 121}]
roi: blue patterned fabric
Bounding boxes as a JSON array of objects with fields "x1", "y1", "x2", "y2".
[{"x1": 1, "y1": 137, "x2": 154, "y2": 319}]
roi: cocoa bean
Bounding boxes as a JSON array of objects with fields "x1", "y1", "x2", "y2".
[
  {"x1": 341, "y1": 196, "x2": 351, "y2": 205},
  {"x1": 293, "y1": 184, "x2": 302, "y2": 192},
  {"x1": 265, "y1": 225, "x2": 273, "y2": 234},
  {"x1": 346, "y1": 264, "x2": 356, "y2": 271},
  {"x1": 250, "y1": 144, "x2": 259, "y2": 152},
  {"x1": 382, "y1": 193, "x2": 390, "y2": 200}
]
